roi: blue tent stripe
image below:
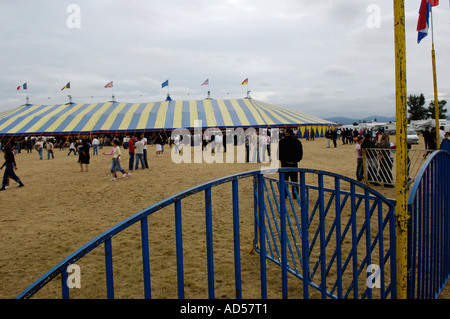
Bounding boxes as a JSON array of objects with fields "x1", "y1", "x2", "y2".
[
  {"x1": 210, "y1": 100, "x2": 225, "y2": 128},
  {"x1": 69, "y1": 103, "x2": 105, "y2": 133},
  {"x1": 223, "y1": 99, "x2": 242, "y2": 128},
  {"x1": 163, "y1": 101, "x2": 175, "y2": 130},
  {"x1": 181, "y1": 100, "x2": 191, "y2": 129},
  {"x1": 0, "y1": 105, "x2": 45, "y2": 134}
]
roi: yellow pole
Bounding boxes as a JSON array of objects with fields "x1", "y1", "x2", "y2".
[
  {"x1": 393, "y1": 0, "x2": 409, "y2": 299},
  {"x1": 430, "y1": 7, "x2": 440, "y2": 149}
]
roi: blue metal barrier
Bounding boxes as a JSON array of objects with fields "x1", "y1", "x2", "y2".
[
  {"x1": 17, "y1": 168, "x2": 397, "y2": 299},
  {"x1": 407, "y1": 149, "x2": 450, "y2": 299}
]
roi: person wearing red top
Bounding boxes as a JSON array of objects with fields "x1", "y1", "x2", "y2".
[{"x1": 128, "y1": 136, "x2": 136, "y2": 171}]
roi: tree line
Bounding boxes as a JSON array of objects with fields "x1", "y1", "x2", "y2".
[{"x1": 407, "y1": 93, "x2": 447, "y2": 121}]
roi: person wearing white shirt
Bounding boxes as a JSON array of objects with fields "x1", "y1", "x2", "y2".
[{"x1": 92, "y1": 137, "x2": 100, "y2": 155}]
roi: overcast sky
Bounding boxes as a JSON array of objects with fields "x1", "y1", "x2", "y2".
[{"x1": 1, "y1": 0, "x2": 449, "y2": 119}]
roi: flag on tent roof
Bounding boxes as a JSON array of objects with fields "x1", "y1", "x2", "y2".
[
  {"x1": 161, "y1": 79, "x2": 169, "y2": 88},
  {"x1": 61, "y1": 82, "x2": 70, "y2": 91},
  {"x1": 427, "y1": 0, "x2": 439, "y2": 5},
  {"x1": 202, "y1": 79, "x2": 209, "y2": 86},
  {"x1": 16, "y1": 83, "x2": 27, "y2": 90},
  {"x1": 241, "y1": 78, "x2": 248, "y2": 85},
  {"x1": 105, "y1": 81, "x2": 113, "y2": 88}
]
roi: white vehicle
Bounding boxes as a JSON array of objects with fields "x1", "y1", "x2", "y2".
[{"x1": 407, "y1": 129, "x2": 419, "y2": 144}]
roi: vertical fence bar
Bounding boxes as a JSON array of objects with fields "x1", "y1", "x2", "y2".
[
  {"x1": 364, "y1": 189, "x2": 372, "y2": 299},
  {"x1": 232, "y1": 179, "x2": 242, "y2": 299},
  {"x1": 105, "y1": 238, "x2": 114, "y2": 299},
  {"x1": 377, "y1": 198, "x2": 386, "y2": 299},
  {"x1": 318, "y1": 173, "x2": 327, "y2": 298},
  {"x1": 61, "y1": 267, "x2": 69, "y2": 299},
  {"x1": 300, "y1": 171, "x2": 310, "y2": 299},
  {"x1": 141, "y1": 216, "x2": 152, "y2": 299},
  {"x1": 205, "y1": 187, "x2": 215, "y2": 299},
  {"x1": 258, "y1": 173, "x2": 267, "y2": 298},
  {"x1": 279, "y1": 171, "x2": 288, "y2": 299},
  {"x1": 334, "y1": 177, "x2": 343, "y2": 299},
  {"x1": 175, "y1": 200, "x2": 185, "y2": 299},
  {"x1": 350, "y1": 183, "x2": 358, "y2": 298}
]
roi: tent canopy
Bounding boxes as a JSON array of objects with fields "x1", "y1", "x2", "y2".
[{"x1": 0, "y1": 98, "x2": 334, "y2": 137}]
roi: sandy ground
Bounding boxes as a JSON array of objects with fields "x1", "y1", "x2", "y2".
[{"x1": 0, "y1": 133, "x2": 442, "y2": 299}]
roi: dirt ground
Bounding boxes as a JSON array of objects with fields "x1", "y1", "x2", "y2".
[{"x1": 0, "y1": 132, "x2": 444, "y2": 299}]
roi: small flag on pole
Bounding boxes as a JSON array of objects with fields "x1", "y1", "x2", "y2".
[
  {"x1": 241, "y1": 78, "x2": 248, "y2": 85},
  {"x1": 105, "y1": 81, "x2": 113, "y2": 88},
  {"x1": 161, "y1": 79, "x2": 169, "y2": 88},
  {"x1": 202, "y1": 79, "x2": 209, "y2": 86},
  {"x1": 61, "y1": 82, "x2": 71, "y2": 91},
  {"x1": 17, "y1": 83, "x2": 27, "y2": 90}
]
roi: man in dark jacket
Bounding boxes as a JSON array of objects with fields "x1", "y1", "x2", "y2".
[{"x1": 279, "y1": 128, "x2": 303, "y2": 198}]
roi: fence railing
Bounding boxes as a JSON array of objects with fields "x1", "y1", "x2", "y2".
[
  {"x1": 363, "y1": 148, "x2": 429, "y2": 186},
  {"x1": 255, "y1": 172, "x2": 397, "y2": 299},
  {"x1": 17, "y1": 168, "x2": 397, "y2": 299},
  {"x1": 407, "y1": 148, "x2": 450, "y2": 299}
]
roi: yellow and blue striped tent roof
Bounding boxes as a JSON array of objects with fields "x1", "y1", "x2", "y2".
[{"x1": 0, "y1": 98, "x2": 334, "y2": 136}]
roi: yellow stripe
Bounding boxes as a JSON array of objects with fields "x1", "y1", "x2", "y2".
[
  {"x1": 154, "y1": 101, "x2": 169, "y2": 129},
  {"x1": 26, "y1": 104, "x2": 68, "y2": 133},
  {"x1": 0, "y1": 105, "x2": 28, "y2": 121},
  {"x1": 172, "y1": 100, "x2": 183, "y2": 129},
  {"x1": 230, "y1": 99, "x2": 250, "y2": 126},
  {"x1": 63, "y1": 103, "x2": 99, "y2": 133},
  {"x1": 80, "y1": 102, "x2": 114, "y2": 132},
  {"x1": 242, "y1": 99, "x2": 266, "y2": 126},
  {"x1": 253, "y1": 100, "x2": 293, "y2": 125},
  {"x1": 44, "y1": 104, "x2": 84, "y2": 133},
  {"x1": 245, "y1": 99, "x2": 275, "y2": 126},
  {"x1": 8, "y1": 105, "x2": 54, "y2": 134},
  {"x1": 0, "y1": 105, "x2": 41, "y2": 131},
  {"x1": 202, "y1": 99, "x2": 217, "y2": 127},
  {"x1": 189, "y1": 100, "x2": 199, "y2": 127},
  {"x1": 100, "y1": 102, "x2": 127, "y2": 131},
  {"x1": 118, "y1": 103, "x2": 140, "y2": 131},
  {"x1": 136, "y1": 103, "x2": 154, "y2": 130},
  {"x1": 216, "y1": 99, "x2": 234, "y2": 127}
]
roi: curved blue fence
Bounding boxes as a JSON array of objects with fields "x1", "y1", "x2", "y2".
[
  {"x1": 17, "y1": 168, "x2": 397, "y2": 299},
  {"x1": 407, "y1": 149, "x2": 450, "y2": 299}
]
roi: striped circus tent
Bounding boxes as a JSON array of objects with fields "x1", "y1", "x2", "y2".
[{"x1": 0, "y1": 98, "x2": 334, "y2": 137}]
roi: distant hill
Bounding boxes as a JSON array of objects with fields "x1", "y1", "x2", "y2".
[{"x1": 326, "y1": 115, "x2": 396, "y2": 125}]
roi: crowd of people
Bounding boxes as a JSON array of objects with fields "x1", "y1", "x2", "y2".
[{"x1": 1, "y1": 125, "x2": 449, "y2": 190}]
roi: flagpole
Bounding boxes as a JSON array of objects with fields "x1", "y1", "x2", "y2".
[
  {"x1": 393, "y1": 0, "x2": 409, "y2": 299},
  {"x1": 430, "y1": 6, "x2": 440, "y2": 149}
]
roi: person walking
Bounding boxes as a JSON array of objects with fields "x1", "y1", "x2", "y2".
[
  {"x1": 34, "y1": 137, "x2": 44, "y2": 160},
  {"x1": 134, "y1": 136, "x2": 146, "y2": 170},
  {"x1": 279, "y1": 128, "x2": 303, "y2": 198},
  {"x1": 92, "y1": 137, "x2": 99, "y2": 155},
  {"x1": 67, "y1": 141, "x2": 77, "y2": 155},
  {"x1": 78, "y1": 138, "x2": 90, "y2": 172},
  {"x1": 355, "y1": 136, "x2": 364, "y2": 182},
  {"x1": 0, "y1": 144, "x2": 24, "y2": 190},
  {"x1": 128, "y1": 135, "x2": 136, "y2": 171},
  {"x1": 46, "y1": 139, "x2": 55, "y2": 159},
  {"x1": 103, "y1": 139, "x2": 131, "y2": 181}
]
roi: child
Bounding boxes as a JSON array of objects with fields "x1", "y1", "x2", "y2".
[
  {"x1": 103, "y1": 139, "x2": 131, "y2": 181},
  {"x1": 0, "y1": 144, "x2": 25, "y2": 190}
]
